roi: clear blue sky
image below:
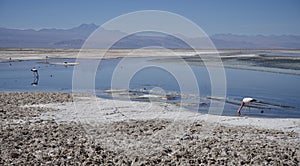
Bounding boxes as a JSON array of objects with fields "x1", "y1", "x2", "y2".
[{"x1": 0, "y1": 0, "x2": 299, "y2": 35}]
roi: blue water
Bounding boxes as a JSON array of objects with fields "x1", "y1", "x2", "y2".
[{"x1": 1, "y1": 57, "x2": 300, "y2": 118}]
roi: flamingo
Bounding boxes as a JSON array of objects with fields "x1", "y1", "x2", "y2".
[
  {"x1": 237, "y1": 97, "x2": 257, "y2": 115},
  {"x1": 31, "y1": 68, "x2": 39, "y2": 78}
]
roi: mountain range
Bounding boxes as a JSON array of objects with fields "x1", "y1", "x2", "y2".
[{"x1": 1, "y1": 23, "x2": 300, "y2": 49}]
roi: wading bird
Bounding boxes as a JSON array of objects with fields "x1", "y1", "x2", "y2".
[
  {"x1": 31, "y1": 68, "x2": 39, "y2": 78},
  {"x1": 237, "y1": 97, "x2": 257, "y2": 115}
]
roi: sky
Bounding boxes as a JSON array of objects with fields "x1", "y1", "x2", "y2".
[{"x1": 0, "y1": 0, "x2": 299, "y2": 35}]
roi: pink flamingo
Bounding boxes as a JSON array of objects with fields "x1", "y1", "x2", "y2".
[{"x1": 237, "y1": 97, "x2": 257, "y2": 115}]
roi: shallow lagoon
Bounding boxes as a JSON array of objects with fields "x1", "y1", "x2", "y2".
[{"x1": 0, "y1": 56, "x2": 299, "y2": 118}]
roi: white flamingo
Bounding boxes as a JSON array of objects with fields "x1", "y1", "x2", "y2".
[
  {"x1": 31, "y1": 68, "x2": 39, "y2": 78},
  {"x1": 237, "y1": 97, "x2": 257, "y2": 115}
]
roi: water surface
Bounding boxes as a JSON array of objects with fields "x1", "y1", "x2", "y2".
[{"x1": 0, "y1": 56, "x2": 299, "y2": 118}]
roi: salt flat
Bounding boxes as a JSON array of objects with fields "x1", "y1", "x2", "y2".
[
  {"x1": 33, "y1": 95, "x2": 300, "y2": 135},
  {"x1": 1, "y1": 48, "x2": 300, "y2": 62}
]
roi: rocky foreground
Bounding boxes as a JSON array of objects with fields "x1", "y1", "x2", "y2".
[{"x1": 0, "y1": 92, "x2": 299, "y2": 165}]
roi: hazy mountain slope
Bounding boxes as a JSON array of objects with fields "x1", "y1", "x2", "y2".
[{"x1": 1, "y1": 24, "x2": 299, "y2": 49}]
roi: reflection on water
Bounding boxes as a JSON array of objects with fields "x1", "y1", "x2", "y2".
[
  {"x1": 0, "y1": 56, "x2": 300, "y2": 118},
  {"x1": 99, "y1": 88, "x2": 181, "y2": 103},
  {"x1": 31, "y1": 76, "x2": 39, "y2": 86},
  {"x1": 30, "y1": 67, "x2": 39, "y2": 86},
  {"x1": 0, "y1": 58, "x2": 75, "y2": 92}
]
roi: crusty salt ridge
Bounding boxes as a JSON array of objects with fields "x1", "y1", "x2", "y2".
[
  {"x1": 31, "y1": 94, "x2": 300, "y2": 156},
  {"x1": 2, "y1": 92, "x2": 300, "y2": 165},
  {"x1": 30, "y1": 95, "x2": 300, "y2": 163}
]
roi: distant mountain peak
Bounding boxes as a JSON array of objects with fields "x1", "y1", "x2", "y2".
[{"x1": 73, "y1": 23, "x2": 98, "y2": 30}]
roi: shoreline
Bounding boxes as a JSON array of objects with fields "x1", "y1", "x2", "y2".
[
  {"x1": 1, "y1": 48, "x2": 300, "y2": 76},
  {"x1": 1, "y1": 92, "x2": 299, "y2": 164},
  {"x1": 0, "y1": 48, "x2": 230, "y2": 62},
  {"x1": 35, "y1": 94, "x2": 300, "y2": 135},
  {"x1": 1, "y1": 48, "x2": 300, "y2": 63}
]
